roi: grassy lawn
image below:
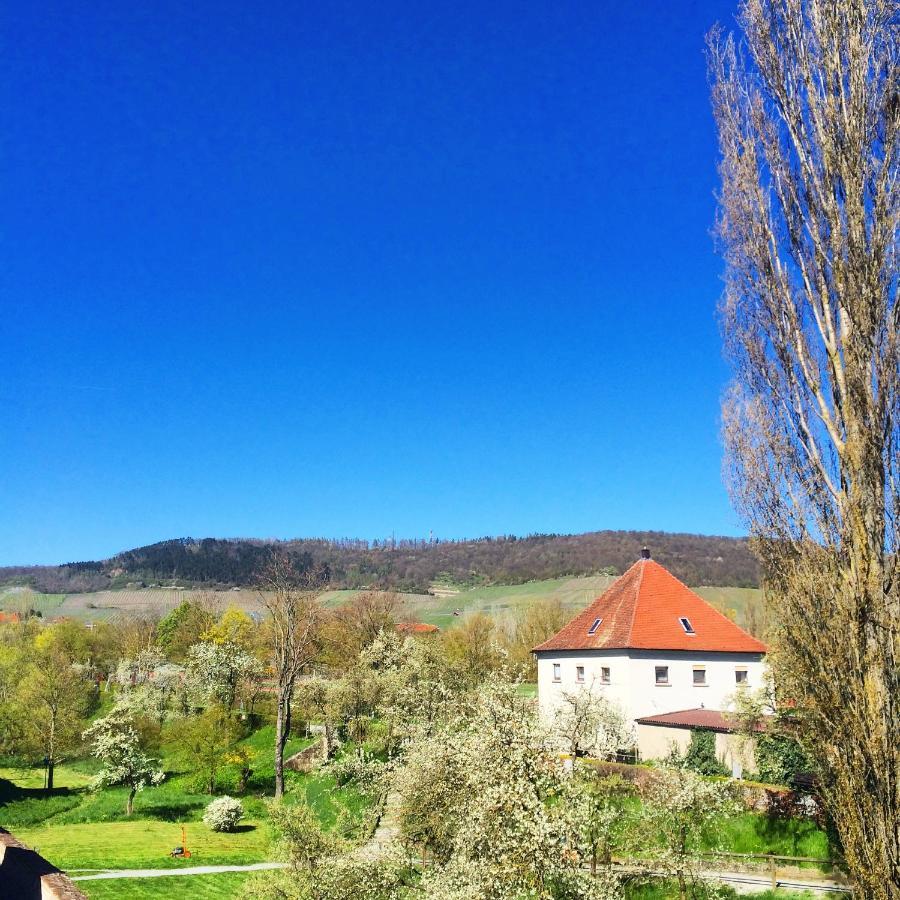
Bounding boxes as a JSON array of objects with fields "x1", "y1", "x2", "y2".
[
  {"x1": 77, "y1": 872, "x2": 252, "y2": 899},
  {"x1": 17, "y1": 819, "x2": 269, "y2": 870},
  {"x1": 625, "y1": 885, "x2": 817, "y2": 900},
  {"x1": 0, "y1": 764, "x2": 93, "y2": 790},
  {"x1": 0, "y1": 724, "x2": 373, "y2": 875},
  {"x1": 713, "y1": 811, "x2": 831, "y2": 861}
]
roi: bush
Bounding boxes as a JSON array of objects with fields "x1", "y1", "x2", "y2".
[
  {"x1": 755, "y1": 733, "x2": 812, "y2": 787},
  {"x1": 326, "y1": 750, "x2": 387, "y2": 796},
  {"x1": 203, "y1": 795, "x2": 244, "y2": 832},
  {"x1": 670, "y1": 730, "x2": 728, "y2": 777}
]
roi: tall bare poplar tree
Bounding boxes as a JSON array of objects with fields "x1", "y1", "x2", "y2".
[
  {"x1": 709, "y1": 2, "x2": 898, "y2": 895},
  {"x1": 258, "y1": 552, "x2": 324, "y2": 800}
]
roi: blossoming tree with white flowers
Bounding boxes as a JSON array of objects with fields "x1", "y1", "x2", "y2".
[{"x1": 82, "y1": 705, "x2": 164, "y2": 815}]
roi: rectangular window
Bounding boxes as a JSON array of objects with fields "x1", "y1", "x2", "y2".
[
  {"x1": 655, "y1": 666, "x2": 669, "y2": 685},
  {"x1": 552, "y1": 663, "x2": 561, "y2": 682},
  {"x1": 693, "y1": 666, "x2": 707, "y2": 686},
  {"x1": 735, "y1": 668, "x2": 748, "y2": 684},
  {"x1": 600, "y1": 666, "x2": 611, "y2": 684},
  {"x1": 587, "y1": 617, "x2": 603, "y2": 635},
  {"x1": 679, "y1": 617, "x2": 696, "y2": 635},
  {"x1": 576, "y1": 665, "x2": 585, "y2": 683}
]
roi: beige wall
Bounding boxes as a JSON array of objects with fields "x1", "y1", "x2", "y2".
[
  {"x1": 636, "y1": 723, "x2": 692, "y2": 760},
  {"x1": 716, "y1": 732, "x2": 757, "y2": 778},
  {"x1": 637, "y1": 724, "x2": 758, "y2": 778}
]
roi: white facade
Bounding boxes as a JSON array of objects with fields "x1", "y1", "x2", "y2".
[{"x1": 536, "y1": 649, "x2": 766, "y2": 726}]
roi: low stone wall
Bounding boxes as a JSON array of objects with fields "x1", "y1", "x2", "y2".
[
  {"x1": 579, "y1": 759, "x2": 659, "y2": 790},
  {"x1": 0, "y1": 828, "x2": 87, "y2": 899},
  {"x1": 285, "y1": 740, "x2": 325, "y2": 773},
  {"x1": 739, "y1": 782, "x2": 824, "y2": 822}
]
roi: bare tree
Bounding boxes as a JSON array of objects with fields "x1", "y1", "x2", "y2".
[
  {"x1": 709, "y1": 2, "x2": 898, "y2": 895},
  {"x1": 258, "y1": 552, "x2": 324, "y2": 800},
  {"x1": 321, "y1": 589, "x2": 402, "y2": 666}
]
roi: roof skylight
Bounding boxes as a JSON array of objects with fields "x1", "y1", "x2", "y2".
[
  {"x1": 679, "y1": 616, "x2": 695, "y2": 635},
  {"x1": 587, "y1": 617, "x2": 603, "y2": 635}
]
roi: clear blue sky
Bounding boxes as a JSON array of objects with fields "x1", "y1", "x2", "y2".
[{"x1": 1, "y1": 0, "x2": 744, "y2": 566}]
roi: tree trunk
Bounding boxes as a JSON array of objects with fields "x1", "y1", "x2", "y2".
[
  {"x1": 46, "y1": 715, "x2": 56, "y2": 792},
  {"x1": 274, "y1": 690, "x2": 289, "y2": 800},
  {"x1": 126, "y1": 787, "x2": 136, "y2": 816}
]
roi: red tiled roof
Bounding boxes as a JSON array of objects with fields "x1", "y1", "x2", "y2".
[
  {"x1": 533, "y1": 558, "x2": 766, "y2": 654},
  {"x1": 635, "y1": 708, "x2": 744, "y2": 733},
  {"x1": 395, "y1": 622, "x2": 440, "y2": 635}
]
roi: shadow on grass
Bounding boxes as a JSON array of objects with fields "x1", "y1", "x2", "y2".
[
  {"x1": 245, "y1": 774, "x2": 276, "y2": 794},
  {"x1": 137, "y1": 799, "x2": 208, "y2": 821},
  {"x1": 230, "y1": 824, "x2": 257, "y2": 834},
  {"x1": 0, "y1": 778, "x2": 79, "y2": 804},
  {"x1": 0, "y1": 778, "x2": 84, "y2": 828}
]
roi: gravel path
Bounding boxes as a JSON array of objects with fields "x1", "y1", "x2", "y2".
[
  {"x1": 70, "y1": 862, "x2": 287, "y2": 881},
  {"x1": 351, "y1": 791, "x2": 401, "y2": 861}
]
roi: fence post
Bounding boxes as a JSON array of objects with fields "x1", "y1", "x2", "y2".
[{"x1": 768, "y1": 853, "x2": 777, "y2": 890}]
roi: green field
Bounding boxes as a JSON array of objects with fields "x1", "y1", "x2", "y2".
[
  {"x1": 19, "y1": 819, "x2": 270, "y2": 870},
  {"x1": 0, "y1": 577, "x2": 763, "y2": 632},
  {"x1": 0, "y1": 586, "x2": 66, "y2": 617},
  {"x1": 0, "y1": 722, "x2": 371, "y2": 895},
  {"x1": 78, "y1": 872, "x2": 252, "y2": 900}
]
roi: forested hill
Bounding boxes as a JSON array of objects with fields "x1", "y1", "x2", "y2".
[{"x1": 0, "y1": 530, "x2": 759, "y2": 594}]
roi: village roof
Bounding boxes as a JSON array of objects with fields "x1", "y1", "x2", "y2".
[
  {"x1": 533, "y1": 557, "x2": 766, "y2": 654},
  {"x1": 395, "y1": 622, "x2": 440, "y2": 635},
  {"x1": 634, "y1": 708, "x2": 745, "y2": 733}
]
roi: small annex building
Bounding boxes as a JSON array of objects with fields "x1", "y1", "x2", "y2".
[{"x1": 533, "y1": 550, "x2": 766, "y2": 766}]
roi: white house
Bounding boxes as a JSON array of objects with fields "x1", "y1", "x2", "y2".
[{"x1": 533, "y1": 550, "x2": 766, "y2": 762}]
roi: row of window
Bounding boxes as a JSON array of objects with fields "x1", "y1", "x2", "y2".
[{"x1": 551, "y1": 662, "x2": 749, "y2": 686}]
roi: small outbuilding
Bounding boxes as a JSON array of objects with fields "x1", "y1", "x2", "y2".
[{"x1": 635, "y1": 707, "x2": 758, "y2": 777}]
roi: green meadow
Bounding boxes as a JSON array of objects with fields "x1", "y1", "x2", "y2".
[{"x1": 0, "y1": 577, "x2": 764, "y2": 635}]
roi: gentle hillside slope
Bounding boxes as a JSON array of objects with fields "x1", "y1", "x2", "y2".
[
  {"x1": 0, "y1": 577, "x2": 764, "y2": 635},
  {"x1": 0, "y1": 529, "x2": 758, "y2": 594}
]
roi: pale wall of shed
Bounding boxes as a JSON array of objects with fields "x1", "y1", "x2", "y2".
[
  {"x1": 636, "y1": 724, "x2": 758, "y2": 778},
  {"x1": 715, "y1": 732, "x2": 757, "y2": 778},
  {"x1": 636, "y1": 723, "x2": 692, "y2": 760}
]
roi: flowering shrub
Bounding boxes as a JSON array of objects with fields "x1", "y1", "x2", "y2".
[
  {"x1": 203, "y1": 795, "x2": 244, "y2": 832},
  {"x1": 640, "y1": 765, "x2": 740, "y2": 897},
  {"x1": 327, "y1": 751, "x2": 388, "y2": 796}
]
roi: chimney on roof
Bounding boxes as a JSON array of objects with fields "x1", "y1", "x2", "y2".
[{"x1": 640, "y1": 546, "x2": 651, "y2": 560}]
